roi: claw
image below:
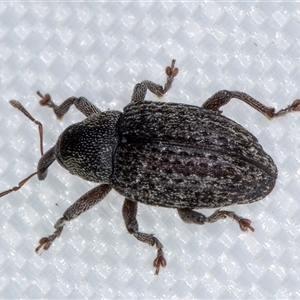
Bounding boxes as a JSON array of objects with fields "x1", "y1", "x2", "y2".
[
  {"x1": 166, "y1": 59, "x2": 179, "y2": 78},
  {"x1": 291, "y1": 99, "x2": 300, "y2": 111},
  {"x1": 35, "y1": 227, "x2": 63, "y2": 254},
  {"x1": 238, "y1": 218, "x2": 255, "y2": 232},
  {"x1": 35, "y1": 237, "x2": 53, "y2": 253},
  {"x1": 153, "y1": 248, "x2": 166, "y2": 275},
  {"x1": 37, "y1": 91, "x2": 54, "y2": 108}
]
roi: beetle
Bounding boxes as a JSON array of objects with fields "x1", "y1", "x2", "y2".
[{"x1": 1, "y1": 60, "x2": 300, "y2": 275}]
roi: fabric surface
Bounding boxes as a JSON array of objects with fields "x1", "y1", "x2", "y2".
[{"x1": 0, "y1": 2, "x2": 299, "y2": 299}]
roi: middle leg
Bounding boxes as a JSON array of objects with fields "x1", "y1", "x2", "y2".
[
  {"x1": 122, "y1": 198, "x2": 166, "y2": 275},
  {"x1": 131, "y1": 59, "x2": 179, "y2": 103}
]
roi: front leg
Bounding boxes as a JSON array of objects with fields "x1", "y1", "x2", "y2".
[
  {"x1": 37, "y1": 91, "x2": 101, "y2": 119},
  {"x1": 202, "y1": 90, "x2": 300, "y2": 119},
  {"x1": 122, "y1": 198, "x2": 166, "y2": 275},
  {"x1": 35, "y1": 184, "x2": 112, "y2": 253},
  {"x1": 131, "y1": 59, "x2": 179, "y2": 103}
]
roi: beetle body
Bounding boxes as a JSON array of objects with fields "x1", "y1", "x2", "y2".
[
  {"x1": 114, "y1": 101, "x2": 277, "y2": 209},
  {"x1": 55, "y1": 101, "x2": 277, "y2": 210},
  {"x1": 3, "y1": 60, "x2": 300, "y2": 275}
]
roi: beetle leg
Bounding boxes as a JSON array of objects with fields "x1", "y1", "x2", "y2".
[
  {"x1": 35, "y1": 184, "x2": 112, "y2": 253},
  {"x1": 122, "y1": 198, "x2": 166, "y2": 275},
  {"x1": 131, "y1": 59, "x2": 179, "y2": 103},
  {"x1": 202, "y1": 90, "x2": 300, "y2": 119},
  {"x1": 177, "y1": 208, "x2": 255, "y2": 232},
  {"x1": 37, "y1": 91, "x2": 101, "y2": 119}
]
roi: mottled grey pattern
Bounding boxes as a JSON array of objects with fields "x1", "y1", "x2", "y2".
[
  {"x1": 55, "y1": 111, "x2": 122, "y2": 183},
  {"x1": 113, "y1": 101, "x2": 277, "y2": 209}
]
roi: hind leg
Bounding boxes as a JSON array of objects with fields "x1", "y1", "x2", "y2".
[{"x1": 178, "y1": 208, "x2": 254, "y2": 232}]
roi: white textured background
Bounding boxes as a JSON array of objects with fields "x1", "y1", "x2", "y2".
[{"x1": 0, "y1": 2, "x2": 300, "y2": 299}]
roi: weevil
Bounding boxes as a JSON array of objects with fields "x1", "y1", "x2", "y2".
[{"x1": 1, "y1": 60, "x2": 300, "y2": 275}]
